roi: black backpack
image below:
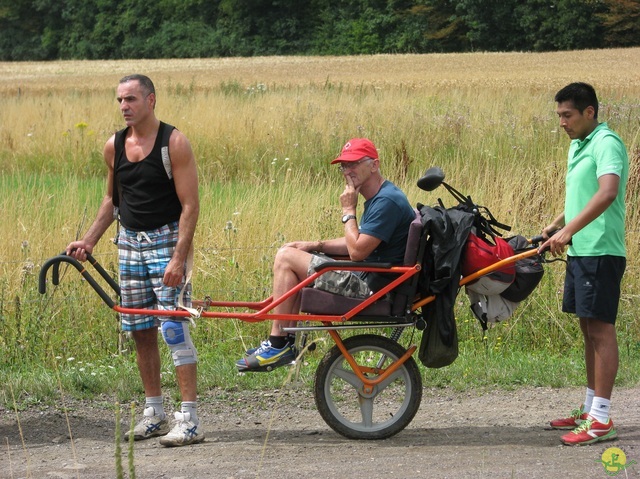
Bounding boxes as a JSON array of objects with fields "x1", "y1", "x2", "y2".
[{"x1": 500, "y1": 235, "x2": 544, "y2": 303}]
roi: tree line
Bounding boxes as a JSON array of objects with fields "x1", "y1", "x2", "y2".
[{"x1": 1, "y1": 0, "x2": 639, "y2": 61}]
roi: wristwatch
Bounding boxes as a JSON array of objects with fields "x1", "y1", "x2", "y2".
[{"x1": 341, "y1": 214, "x2": 357, "y2": 224}]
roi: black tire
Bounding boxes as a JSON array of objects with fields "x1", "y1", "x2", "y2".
[{"x1": 314, "y1": 334, "x2": 422, "y2": 440}]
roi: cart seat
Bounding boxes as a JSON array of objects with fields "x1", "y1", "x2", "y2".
[{"x1": 299, "y1": 211, "x2": 423, "y2": 317}]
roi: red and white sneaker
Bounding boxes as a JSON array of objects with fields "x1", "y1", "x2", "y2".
[
  {"x1": 561, "y1": 416, "x2": 617, "y2": 446},
  {"x1": 549, "y1": 406, "x2": 589, "y2": 430}
]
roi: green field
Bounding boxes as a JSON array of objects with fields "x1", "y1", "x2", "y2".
[{"x1": 1, "y1": 50, "x2": 639, "y2": 407}]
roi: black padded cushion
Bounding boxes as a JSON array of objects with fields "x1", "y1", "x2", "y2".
[{"x1": 299, "y1": 289, "x2": 391, "y2": 316}]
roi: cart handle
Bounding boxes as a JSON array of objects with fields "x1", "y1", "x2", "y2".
[
  {"x1": 530, "y1": 229, "x2": 568, "y2": 253},
  {"x1": 39, "y1": 252, "x2": 120, "y2": 308}
]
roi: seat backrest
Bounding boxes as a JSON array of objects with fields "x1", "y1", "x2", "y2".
[
  {"x1": 403, "y1": 210, "x2": 423, "y2": 266},
  {"x1": 391, "y1": 210, "x2": 425, "y2": 316}
]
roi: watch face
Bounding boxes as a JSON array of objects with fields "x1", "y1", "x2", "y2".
[{"x1": 342, "y1": 214, "x2": 356, "y2": 223}]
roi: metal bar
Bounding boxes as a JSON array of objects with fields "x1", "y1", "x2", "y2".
[
  {"x1": 327, "y1": 329, "x2": 417, "y2": 393},
  {"x1": 282, "y1": 321, "x2": 415, "y2": 332},
  {"x1": 411, "y1": 247, "x2": 541, "y2": 310}
]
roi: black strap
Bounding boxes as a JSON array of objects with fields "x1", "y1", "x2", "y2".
[{"x1": 112, "y1": 127, "x2": 127, "y2": 209}]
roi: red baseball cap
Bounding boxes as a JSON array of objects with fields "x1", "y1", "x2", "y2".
[{"x1": 331, "y1": 138, "x2": 379, "y2": 164}]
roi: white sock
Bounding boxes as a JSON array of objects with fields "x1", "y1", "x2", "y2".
[
  {"x1": 583, "y1": 387, "x2": 595, "y2": 412},
  {"x1": 145, "y1": 396, "x2": 165, "y2": 418},
  {"x1": 589, "y1": 396, "x2": 611, "y2": 423}
]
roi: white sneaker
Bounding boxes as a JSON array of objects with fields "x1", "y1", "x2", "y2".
[
  {"x1": 124, "y1": 407, "x2": 170, "y2": 441},
  {"x1": 159, "y1": 412, "x2": 205, "y2": 447}
]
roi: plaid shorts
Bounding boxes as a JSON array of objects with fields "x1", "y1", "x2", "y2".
[
  {"x1": 308, "y1": 254, "x2": 372, "y2": 299},
  {"x1": 118, "y1": 221, "x2": 191, "y2": 331}
]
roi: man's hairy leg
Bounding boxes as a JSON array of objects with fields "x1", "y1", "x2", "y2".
[
  {"x1": 176, "y1": 363, "x2": 197, "y2": 401},
  {"x1": 132, "y1": 328, "x2": 162, "y2": 397}
]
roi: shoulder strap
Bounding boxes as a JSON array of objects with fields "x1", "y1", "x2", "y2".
[
  {"x1": 160, "y1": 122, "x2": 175, "y2": 179},
  {"x1": 112, "y1": 127, "x2": 128, "y2": 208}
]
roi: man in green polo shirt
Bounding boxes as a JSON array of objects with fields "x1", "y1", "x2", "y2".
[{"x1": 541, "y1": 82, "x2": 628, "y2": 446}]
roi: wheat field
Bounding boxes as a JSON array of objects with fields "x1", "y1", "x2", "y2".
[{"x1": 3, "y1": 48, "x2": 640, "y2": 91}]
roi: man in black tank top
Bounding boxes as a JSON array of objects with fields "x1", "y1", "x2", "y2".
[{"x1": 66, "y1": 74, "x2": 202, "y2": 447}]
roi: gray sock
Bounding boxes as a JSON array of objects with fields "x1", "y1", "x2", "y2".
[
  {"x1": 181, "y1": 401, "x2": 198, "y2": 424},
  {"x1": 145, "y1": 396, "x2": 165, "y2": 418}
]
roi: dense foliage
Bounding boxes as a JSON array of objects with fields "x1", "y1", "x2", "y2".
[{"x1": 1, "y1": 0, "x2": 639, "y2": 60}]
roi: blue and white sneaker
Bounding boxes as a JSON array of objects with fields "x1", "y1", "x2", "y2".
[
  {"x1": 245, "y1": 340, "x2": 270, "y2": 356},
  {"x1": 245, "y1": 336, "x2": 296, "y2": 356},
  {"x1": 159, "y1": 412, "x2": 205, "y2": 447},
  {"x1": 124, "y1": 407, "x2": 170, "y2": 441},
  {"x1": 236, "y1": 340, "x2": 296, "y2": 372}
]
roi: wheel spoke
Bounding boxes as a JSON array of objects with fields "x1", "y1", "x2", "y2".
[
  {"x1": 332, "y1": 364, "x2": 364, "y2": 389},
  {"x1": 358, "y1": 395, "x2": 375, "y2": 427},
  {"x1": 376, "y1": 367, "x2": 404, "y2": 392}
]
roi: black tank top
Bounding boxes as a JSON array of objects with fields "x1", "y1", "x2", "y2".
[{"x1": 114, "y1": 122, "x2": 182, "y2": 231}]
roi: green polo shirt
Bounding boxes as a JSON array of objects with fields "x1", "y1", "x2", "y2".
[{"x1": 565, "y1": 122, "x2": 628, "y2": 257}]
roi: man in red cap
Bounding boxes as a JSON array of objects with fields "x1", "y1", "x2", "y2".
[{"x1": 237, "y1": 138, "x2": 416, "y2": 372}]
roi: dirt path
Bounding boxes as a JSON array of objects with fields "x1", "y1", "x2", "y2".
[{"x1": 3, "y1": 386, "x2": 639, "y2": 479}]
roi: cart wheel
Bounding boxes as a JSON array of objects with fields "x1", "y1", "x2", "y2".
[{"x1": 314, "y1": 334, "x2": 422, "y2": 440}]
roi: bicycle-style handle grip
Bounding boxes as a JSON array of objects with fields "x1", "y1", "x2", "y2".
[{"x1": 532, "y1": 229, "x2": 571, "y2": 253}]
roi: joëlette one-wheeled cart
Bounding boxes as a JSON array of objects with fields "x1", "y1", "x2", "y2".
[{"x1": 39, "y1": 167, "x2": 548, "y2": 440}]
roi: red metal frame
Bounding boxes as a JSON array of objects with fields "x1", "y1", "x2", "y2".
[
  {"x1": 39, "y1": 245, "x2": 543, "y2": 384},
  {"x1": 115, "y1": 263, "x2": 421, "y2": 322}
]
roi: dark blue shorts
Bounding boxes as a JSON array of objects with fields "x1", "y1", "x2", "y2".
[{"x1": 562, "y1": 255, "x2": 626, "y2": 324}]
